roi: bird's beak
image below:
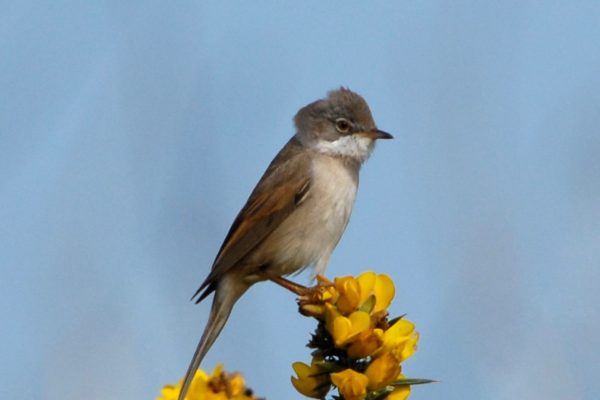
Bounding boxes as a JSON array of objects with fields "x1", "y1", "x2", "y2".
[{"x1": 357, "y1": 129, "x2": 394, "y2": 140}]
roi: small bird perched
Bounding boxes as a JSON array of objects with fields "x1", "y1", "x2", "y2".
[{"x1": 178, "y1": 88, "x2": 393, "y2": 400}]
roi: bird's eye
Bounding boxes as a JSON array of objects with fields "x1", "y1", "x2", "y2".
[{"x1": 335, "y1": 118, "x2": 352, "y2": 133}]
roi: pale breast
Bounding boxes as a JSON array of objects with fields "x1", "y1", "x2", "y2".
[{"x1": 253, "y1": 155, "x2": 358, "y2": 276}]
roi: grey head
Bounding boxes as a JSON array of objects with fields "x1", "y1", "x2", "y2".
[{"x1": 293, "y1": 87, "x2": 393, "y2": 163}]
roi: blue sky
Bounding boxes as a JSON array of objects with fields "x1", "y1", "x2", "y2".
[{"x1": 1, "y1": 2, "x2": 599, "y2": 399}]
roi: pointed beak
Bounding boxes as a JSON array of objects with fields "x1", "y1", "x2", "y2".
[{"x1": 357, "y1": 129, "x2": 394, "y2": 140}]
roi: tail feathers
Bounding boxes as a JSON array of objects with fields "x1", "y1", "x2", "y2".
[
  {"x1": 178, "y1": 290, "x2": 236, "y2": 400},
  {"x1": 190, "y1": 276, "x2": 216, "y2": 303},
  {"x1": 193, "y1": 281, "x2": 217, "y2": 304}
]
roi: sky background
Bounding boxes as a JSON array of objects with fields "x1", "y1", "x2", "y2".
[{"x1": 2, "y1": 2, "x2": 599, "y2": 400}]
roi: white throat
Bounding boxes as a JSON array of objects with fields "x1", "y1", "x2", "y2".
[{"x1": 313, "y1": 135, "x2": 374, "y2": 163}]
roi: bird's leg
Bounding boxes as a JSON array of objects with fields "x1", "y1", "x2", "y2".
[
  {"x1": 264, "y1": 275, "x2": 309, "y2": 296},
  {"x1": 261, "y1": 274, "x2": 335, "y2": 299}
]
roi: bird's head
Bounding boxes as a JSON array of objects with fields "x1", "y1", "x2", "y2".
[{"x1": 294, "y1": 88, "x2": 393, "y2": 163}]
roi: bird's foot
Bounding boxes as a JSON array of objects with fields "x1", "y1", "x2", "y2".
[
  {"x1": 263, "y1": 274, "x2": 336, "y2": 317},
  {"x1": 296, "y1": 275, "x2": 337, "y2": 317}
]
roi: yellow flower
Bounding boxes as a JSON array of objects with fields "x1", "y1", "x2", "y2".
[
  {"x1": 228, "y1": 373, "x2": 247, "y2": 397},
  {"x1": 356, "y1": 272, "x2": 395, "y2": 313},
  {"x1": 332, "y1": 272, "x2": 395, "y2": 316},
  {"x1": 364, "y1": 352, "x2": 401, "y2": 390},
  {"x1": 346, "y1": 328, "x2": 384, "y2": 359},
  {"x1": 157, "y1": 364, "x2": 256, "y2": 400},
  {"x1": 291, "y1": 358, "x2": 331, "y2": 398},
  {"x1": 294, "y1": 272, "x2": 430, "y2": 400},
  {"x1": 379, "y1": 319, "x2": 419, "y2": 362},
  {"x1": 157, "y1": 384, "x2": 180, "y2": 400},
  {"x1": 325, "y1": 305, "x2": 372, "y2": 347},
  {"x1": 299, "y1": 272, "x2": 395, "y2": 321},
  {"x1": 334, "y1": 275, "x2": 362, "y2": 314},
  {"x1": 157, "y1": 369, "x2": 208, "y2": 400},
  {"x1": 330, "y1": 369, "x2": 369, "y2": 400}
]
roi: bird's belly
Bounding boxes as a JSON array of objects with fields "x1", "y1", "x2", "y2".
[{"x1": 251, "y1": 158, "x2": 358, "y2": 276}]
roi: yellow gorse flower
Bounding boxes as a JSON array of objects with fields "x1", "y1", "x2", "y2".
[
  {"x1": 291, "y1": 357, "x2": 331, "y2": 398},
  {"x1": 157, "y1": 364, "x2": 257, "y2": 400},
  {"x1": 334, "y1": 276, "x2": 362, "y2": 314},
  {"x1": 298, "y1": 272, "x2": 395, "y2": 320},
  {"x1": 346, "y1": 328, "x2": 384, "y2": 359},
  {"x1": 332, "y1": 272, "x2": 396, "y2": 316},
  {"x1": 293, "y1": 271, "x2": 428, "y2": 400},
  {"x1": 325, "y1": 305, "x2": 372, "y2": 347},
  {"x1": 356, "y1": 272, "x2": 395, "y2": 313},
  {"x1": 379, "y1": 319, "x2": 419, "y2": 362},
  {"x1": 330, "y1": 369, "x2": 369, "y2": 400},
  {"x1": 365, "y1": 352, "x2": 401, "y2": 390}
]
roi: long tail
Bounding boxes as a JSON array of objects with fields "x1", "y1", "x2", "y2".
[{"x1": 178, "y1": 283, "x2": 241, "y2": 400}]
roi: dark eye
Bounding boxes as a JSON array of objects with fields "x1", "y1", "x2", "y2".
[{"x1": 335, "y1": 118, "x2": 351, "y2": 133}]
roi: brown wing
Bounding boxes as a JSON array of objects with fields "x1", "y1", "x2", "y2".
[{"x1": 192, "y1": 137, "x2": 311, "y2": 302}]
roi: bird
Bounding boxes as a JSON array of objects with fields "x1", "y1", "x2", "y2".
[{"x1": 178, "y1": 87, "x2": 393, "y2": 400}]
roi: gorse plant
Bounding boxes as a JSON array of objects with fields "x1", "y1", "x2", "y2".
[
  {"x1": 292, "y1": 272, "x2": 433, "y2": 400},
  {"x1": 159, "y1": 272, "x2": 433, "y2": 400}
]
